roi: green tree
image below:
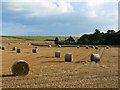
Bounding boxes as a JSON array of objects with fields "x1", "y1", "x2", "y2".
[
  {"x1": 54, "y1": 37, "x2": 59, "y2": 45},
  {"x1": 107, "y1": 30, "x2": 116, "y2": 34},
  {"x1": 94, "y1": 29, "x2": 101, "y2": 34},
  {"x1": 79, "y1": 34, "x2": 91, "y2": 45},
  {"x1": 93, "y1": 29, "x2": 103, "y2": 44}
]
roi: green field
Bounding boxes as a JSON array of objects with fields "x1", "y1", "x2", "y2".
[{"x1": 2, "y1": 36, "x2": 79, "y2": 41}]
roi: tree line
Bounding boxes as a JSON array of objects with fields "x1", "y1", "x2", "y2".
[{"x1": 55, "y1": 29, "x2": 120, "y2": 45}]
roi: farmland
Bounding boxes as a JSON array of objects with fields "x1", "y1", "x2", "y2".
[
  {"x1": 1, "y1": 36, "x2": 119, "y2": 88},
  {"x1": 2, "y1": 36, "x2": 79, "y2": 41}
]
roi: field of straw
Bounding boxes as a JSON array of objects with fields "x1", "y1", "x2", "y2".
[{"x1": 1, "y1": 37, "x2": 119, "y2": 88}]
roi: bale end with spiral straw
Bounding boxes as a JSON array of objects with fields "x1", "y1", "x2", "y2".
[
  {"x1": 106, "y1": 46, "x2": 109, "y2": 49},
  {"x1": 11, "y1": 60, "x2": 29, "y2": 76},
  {"x1": 48, "y1": 45, "x2": 52, "y2": 48},
  {"x1": 85, "y1": 46, "x2": 89, "y2": 49},
  {"x1": 1, "y1": 46, "x2": 5, "y2": 50},
  {"x1": 77, "y1": 46, "x2": 80, "y2": 48},
  {"x1": 95, "y1": 46, "x2": 98, "y2": 49},
  {"x1": 12, "y1": 47, "x2": 17, "y2": 51},
  {"x1": 91, "y1": 45, "x2": 94, "y2": 48},
  {"x1": 58, "y1": 45, "x2": 61, "y2": 48}
]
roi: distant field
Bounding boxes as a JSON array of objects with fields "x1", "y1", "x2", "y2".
[{"x1": 2, "y1": 36, "x2": 79, "y2": 41}]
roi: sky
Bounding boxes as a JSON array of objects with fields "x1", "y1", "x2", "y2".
[{"x1": 1, "y1": 0, "x2": 119, "y2": 36}]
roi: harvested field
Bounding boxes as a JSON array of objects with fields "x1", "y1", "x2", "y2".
[{"x1": 1, "y1": 37, "x2": 119, "y2": 88}]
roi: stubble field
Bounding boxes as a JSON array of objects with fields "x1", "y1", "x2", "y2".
[{"x1": 1, "y1": 37, "x2": 119, "y2": 88}]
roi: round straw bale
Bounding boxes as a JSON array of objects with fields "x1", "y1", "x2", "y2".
[
  {"x1": 34, "y1": 46, "x2": 38, "y2": 49},
  {"x1": 55, "y1": 51, "x2": 61, "y2": 57},
  {"x1": 27, "y1": 43, "x2": 30, "y2": 45},
  {"x1": 65, "y1": 53, "x2": 73, "y2": 62},
  {"x1": 91, "y1": 45, "x2": 94, "y2": 48},
  {"x1": 106, "y1": 46, "x2": 109, "y2": 49},
  {"x1": 1, "y1": 46, "x2": 5, "y2": 50},
  {"x1": 17, "y1": 48, "x2": 21, "y2": 53},
  {"x1": 90, "y1": 54, "x2": 100, "y2": 63},
  {"x1": 12, "y1": 47, "x2": 17, "y2": 51},
  {"x1": 11, "y1": 60, "x2": 29, "y2": 76},
  {"x1": 58, "y1": 45, "x2": 61, "y2": 48},
  {"x1": 48, "y1": 45, "x2": 51, "y2": 48},
  {"x1": 85, "y1": 46, "x2": 89, "y2": 49},
  {"x1": 95, "y1": 46, "x2": 98, "y2": 49},
  {"x1": 32, "y1": 48, "x2": 37, "y2": 53},
  {"x1": 77, "y1": 46, "x2": 80, "y2": 48}
]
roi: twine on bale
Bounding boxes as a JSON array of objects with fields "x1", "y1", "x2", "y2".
[{"x1": 11, "y1": 60, "x2": 29, "y2": 76}]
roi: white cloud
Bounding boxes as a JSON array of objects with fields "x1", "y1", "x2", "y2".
[
  {"x1": 3, "y1": 0, "x2": 119, "y2": 2},
  {"x1": 84, "y1": 0, "x2": 106, "y2": 18},
  {"x1": 4, "y1": 0, "x2": 74, "y2": 17},
  {"x1": 85, "y1": 0, "x2": 118, "y2": 7},
  {"x1": 84, "y1": 0, "x2": 118, "y2": 18},
  {"x1": 2, "y1": 0, "x2": 118, "y2": 36},
  {"x1": 87, "y1": 10, "x2": 97, "y2": 18},
  {"x1": 56, "y1": 0, "x2": 73, "y2": 13},
  {"x1": 66, "y1": 0, "x2": 119, "y2": 2},
  {"x1": 3, "y1": 0, "x2": 118, "y2": 18}
]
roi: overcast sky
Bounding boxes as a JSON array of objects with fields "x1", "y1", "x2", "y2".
[{"x1": 1, "y1": 0, "x2": 118, "y2": 36}]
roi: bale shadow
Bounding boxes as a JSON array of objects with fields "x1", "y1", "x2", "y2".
[
  {"x1": 0, "y1": 74, "x2": 15, "y2": 77},
  {"x1": 39, "y1": 56, "x2": 55, "y2": 58},
  {"x1": 9, "y1": 52, "x2": 16, "y2": 53},
  {"x1": 42, "y1": 61, "x2": 64, "y2": 63},
  {"x1": 74, "y1": 61, "x2": 87, "y2": 64}
]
